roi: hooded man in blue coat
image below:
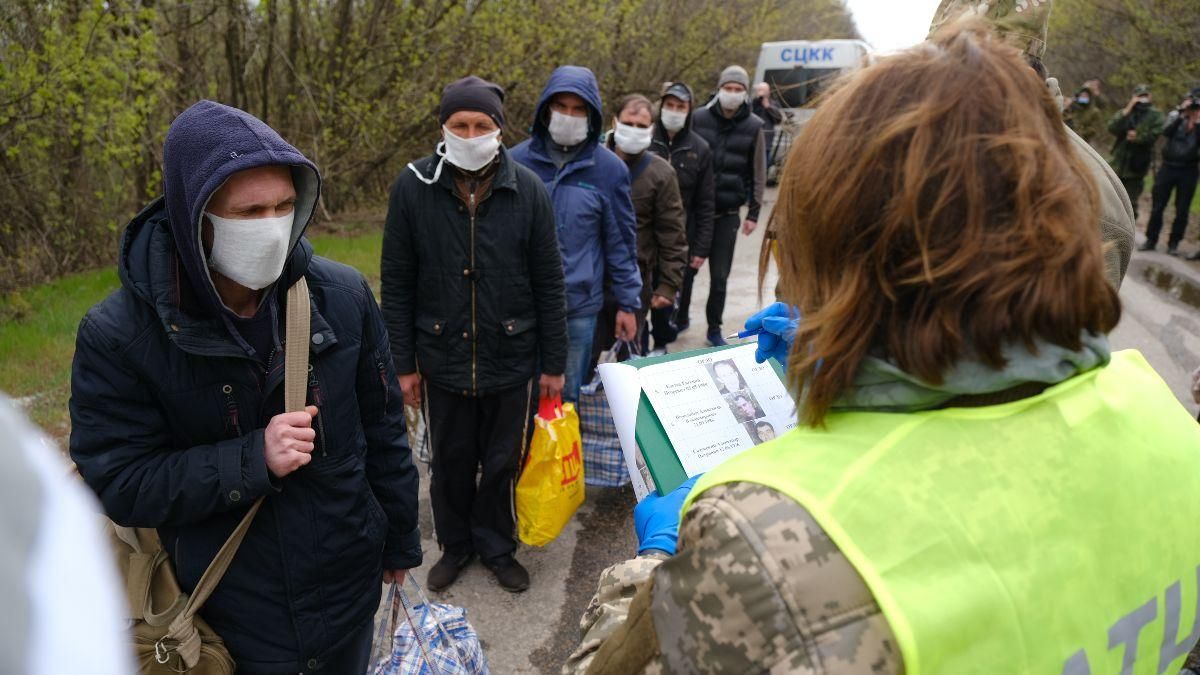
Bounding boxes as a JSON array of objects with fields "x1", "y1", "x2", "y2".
[
  {"x1": 69, "y1": 101, "x2": 421, "y2": 674},
  {"x1": 510, "y1": 65, "x2": 642, "y2": 402}
]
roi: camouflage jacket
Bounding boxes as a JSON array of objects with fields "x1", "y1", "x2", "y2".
[
  {"x1": 1065, "y1": 102, "x2": 1105, "y2": 144},
  {"x1": 563, "y1": 482, "x2": 903, "y2": 674}
]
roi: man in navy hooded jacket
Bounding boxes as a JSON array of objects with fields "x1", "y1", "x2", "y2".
[
  {"x1": 510, "y1": 65, "x2": 642, "y2": 402},
  {"x1": 69, "y1": 101, "x2": 421, "y2": 674}
]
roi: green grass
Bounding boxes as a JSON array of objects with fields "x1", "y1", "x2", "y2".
[{"x1": 0, "y1": 230, "x2": 383, "y2": 440}]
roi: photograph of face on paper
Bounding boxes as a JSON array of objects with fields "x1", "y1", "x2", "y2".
[{"x1": 639, "y1": 344, "x2": 797, "y2": 477}]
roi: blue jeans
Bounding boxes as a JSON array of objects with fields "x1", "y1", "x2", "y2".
[{"x1": 564, "y1": 314, "x2": 598, "y2": 404}]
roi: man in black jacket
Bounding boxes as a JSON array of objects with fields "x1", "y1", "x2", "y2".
[
  {"x1": 1142, "y1": 89, "x2": 1200, "y2": 256},
  {"x1": 70, "y1": 101, "x2": 421, "y2": 674},
  {"x1": 650, "y1": 82, "x2": 715, "y2": 348},
  {"x1": 381, "y1": 76, "x2": 568, "y2": 593},
  {"x1": 691, "y1": 65, "x2": 767, "y2": 346}
]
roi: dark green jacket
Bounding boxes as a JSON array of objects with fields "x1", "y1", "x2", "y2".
[{"x1": 1108, "y1": 105, "x2": 1166, "y2": 178}]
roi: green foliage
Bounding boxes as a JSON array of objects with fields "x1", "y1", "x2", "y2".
[
  {"x1": 1047, "y1": 0, "x2": 1199, "y2": 107},
  {"x1": 0, "y1": 0, "x2": 858, "y2": 293},
  {"x1": 0, "y1": 1, "x2": 160, "y2": 291}
]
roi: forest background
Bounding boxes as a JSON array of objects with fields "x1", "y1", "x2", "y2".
[{"x1": 1, "y1": 0, "x2": 1196, "y2": 293}]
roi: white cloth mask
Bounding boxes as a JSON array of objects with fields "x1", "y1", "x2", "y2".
[
  {"x1": 406, "y1": 142, "x2": 447, "y2": 186},
  {"x1": 205, "y1": 211, "x2": 294, "y2": 290},
  {"x1": 613, "y1": 122, "x2": 653, "y2": 155},
  {"x1": 660, "y1": 109, "x2": 688, "y2": 132},
  {"x1": 718, "y1": 89, "x2": 746, "y2": 111},
  {"x1": 548, "y1": 110, "x2": 589, "y2": 146},
  {"x1": 442, "y1": 126, "x2": 501, "y2": 172}
]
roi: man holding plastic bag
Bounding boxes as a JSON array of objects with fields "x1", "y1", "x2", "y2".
[{"x1": 382, "y1": 76, "x2": 568, "y2": 593}]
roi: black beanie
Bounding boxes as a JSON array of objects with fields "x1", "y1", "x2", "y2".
[{"x1": 438, "y1": 76, "x2": 506, "y2": 128}]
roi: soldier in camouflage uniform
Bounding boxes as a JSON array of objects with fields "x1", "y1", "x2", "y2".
[
  {"x1": 562, "y1": 4, "x2": 1145, "y2": 674},
  {"x1": 1065, "y1": 86, "x2": 1107, "y2": 144}
]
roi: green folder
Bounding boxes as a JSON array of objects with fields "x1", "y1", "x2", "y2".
[{"x1": 630, "y1": 345, "x2": 787, "y2": 495}]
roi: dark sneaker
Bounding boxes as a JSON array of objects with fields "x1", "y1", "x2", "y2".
[
  {"x1": 427, "y1": 552, "x2": 474, "y2": 592},
  {"x1": 675, "y1": 319, "x2": 690, "y2": 334},
  {"x1": 1137, "y1": 242, "x2": 1156, "y2": 252},
  {"x1": 706, "y1": 328, "x2": 727, "y2": 347},
  {"x1": 484, "y1": 555, "x2": 530, "y2": 593},
  {"x1": 1167, "y1": 247, "x2": 1183, "y2": 257}
]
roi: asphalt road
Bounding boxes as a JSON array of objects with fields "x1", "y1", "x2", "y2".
[{"x1": 393, "y1": 189, "x2": 1200, "y2": 673}]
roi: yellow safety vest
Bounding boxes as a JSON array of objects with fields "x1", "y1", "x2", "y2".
[{"x1": 687, "y1": 351, "x2": 1200, "y2": 674}]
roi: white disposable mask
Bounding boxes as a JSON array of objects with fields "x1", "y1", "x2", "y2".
[
  {"x1": 613, "y1": 122, "x2": 653, "y2": 155},
  {"x1": 548, "y1": 110, "x2": 589, "y2": 146},
  {"x1": 718, "y1": 89, "x2": 746, "y2": 111},
  {"x1": 660, "y1": 109, "x2": 688, "y2": 132},
  {"x1": 205, "y1": 211, "x2": 294, "y2": 290},
  {"x1": 442, "y1": 126, "x2": 501, "y2": 172}
]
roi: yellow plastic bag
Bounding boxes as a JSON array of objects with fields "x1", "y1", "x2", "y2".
[{"x1": 516, "y1": 397, "x2": 585, "y2": 546}]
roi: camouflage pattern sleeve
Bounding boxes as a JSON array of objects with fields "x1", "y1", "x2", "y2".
[
  {"x1": 650, "y1": 482, "x2": 904, "y2": 674},
  {"x1": 562, "y1": 552, "x2": 669, "y2": 674}
]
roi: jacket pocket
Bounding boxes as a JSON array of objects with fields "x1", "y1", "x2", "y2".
[
  {"x1": 499, "y1": 317, "x2": 538, "y2": 363},
  {"x1": 415, "y1": 315, "x2": 447, "y2": 374}
]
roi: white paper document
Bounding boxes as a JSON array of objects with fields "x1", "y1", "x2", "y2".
[{"x1": 638, "y1": 344, "x2": 797, "y2": 477}]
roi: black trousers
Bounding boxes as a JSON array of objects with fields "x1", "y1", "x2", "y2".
[
  {"x1": 424, "y1": 380, "x2": 533, "y2": 563},
  {"x1": 649, "y1": 303, "x2": 677, "y2": 348},
  {"x1": 706, "y1": 212, "x2": 741, "y2": 331},
  {"x1": 1122, "y1": 175, "x2": 1147, "y2": 220},
  {"x1": 676, "y1": 266, "x2": 699, "y2": 327},
  {"x1": 1145, "y1": 163, "x2": 1199, "y2": 249}
]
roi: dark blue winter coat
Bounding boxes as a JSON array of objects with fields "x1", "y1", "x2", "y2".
[
  {"x1": 69, "y1": 101, "x2": 421, "y2": 672},
  {"x1": 509, "y1": 66, "x2": 642, "y2": 317}
]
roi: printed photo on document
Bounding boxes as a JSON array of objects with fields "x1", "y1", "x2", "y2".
[{"x1": 638, "y1": 344, "x2": 797, "y2": 477}]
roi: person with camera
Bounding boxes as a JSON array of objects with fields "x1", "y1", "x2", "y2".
[
  {"x1": 1141, "y1": 88, "x2": 1200, "y2": 256},
  {"x1": 1108, "y1": 84, "x2": 1166, "y2": 219}
]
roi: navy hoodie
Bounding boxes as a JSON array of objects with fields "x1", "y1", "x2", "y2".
[
  {"x1": 510, "y1": 66, "x2": 642, "y2": 316},
  {"x1": 70, "y1": 101, "x2": 421, "y2": 671}
]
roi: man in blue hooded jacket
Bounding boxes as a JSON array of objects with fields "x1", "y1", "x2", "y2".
[
  {"x1": 510, "y1": 65, "x2": 642, "y2": 402},
  {"x1": 69, "y1": 101, "x2": 421, "y2": 674}
]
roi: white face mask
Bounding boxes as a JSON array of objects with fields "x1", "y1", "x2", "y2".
[
  {"x1": 613, "y1": 122, "x2": 653, "y2": 155},
  {"x1": 548, "y1": 110, "x2": 589, "y2": 146},
  {"x1": 442, "y1": 126, "x2": 501, "y2": 172},
  {"x1": 660, "y1": 109, "x2": 688, "y2": 132},
  {"x1": 205, "y1": 211, "x2": 294, "y2": 290},
  {"x1": 718, "y1": 89, "x2": 746, "y2": 111}
]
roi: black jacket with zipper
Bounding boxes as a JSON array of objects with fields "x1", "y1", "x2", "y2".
[
  {"x1": 69, "y1": 201, "x2": 422, "y2": 672},
  {"x1": 691, "y1": 101, "x2": 766, "y2": 220},
  {"x1": 651, "y1": 106, "x2": 716, "y2": 259},
  {"x1": 1161, "y1": 114, "x2": 1200, "y2": 167},
  {"x1": 381, "y1": 147, "x2": 568, "y2": 396}
]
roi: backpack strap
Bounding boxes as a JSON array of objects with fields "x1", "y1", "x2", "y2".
[
  {"x1": 163, "y1": 276, "x2": 311, "y2": 668},
  {"x1": 630, "y1": 153, "x2": 653, "y2": 182}
]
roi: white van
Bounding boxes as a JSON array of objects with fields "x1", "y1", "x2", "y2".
[{"x1": 753, "y1": 40, "x2": 872, "y2": 175}]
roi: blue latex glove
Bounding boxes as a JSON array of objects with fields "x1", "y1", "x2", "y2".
[
  {"x1": 634, "y1": 475, "x2": 702, "y2": 556},
  {"x1": 744, "y1": 302, "x2": 801, "y2": 366}
]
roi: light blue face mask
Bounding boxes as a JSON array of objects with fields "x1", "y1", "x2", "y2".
[{"x1": 1077, "y1": 96, "x2": 1090, "y2": 105}]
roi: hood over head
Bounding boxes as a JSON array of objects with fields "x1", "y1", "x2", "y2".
[
  {"x1": 162, "y1": 100, "x2": 321, "y2": 317},
  {"x1": 531, "y1": 66, "x2": 605, "y2": 147}
]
